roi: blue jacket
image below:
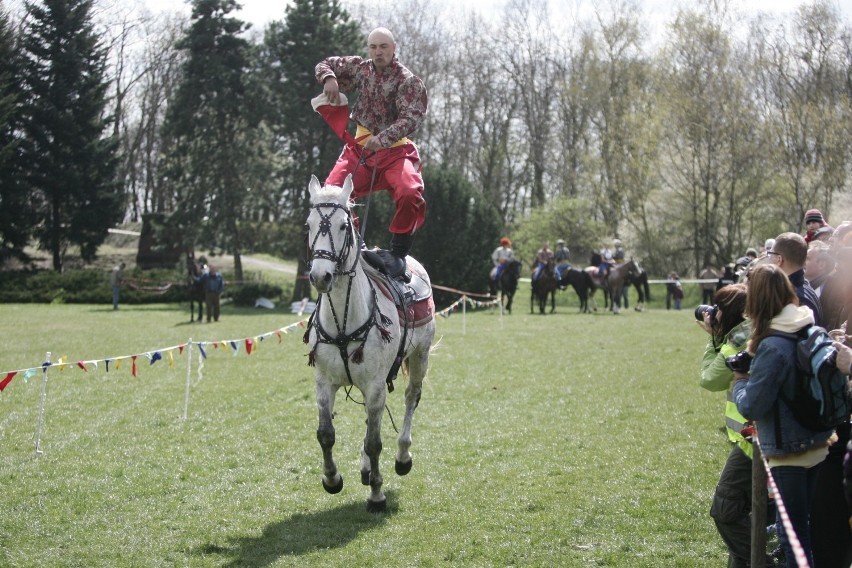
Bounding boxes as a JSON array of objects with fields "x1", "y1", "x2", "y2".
[
  {"x1": 733, "y1": 309, "x2": 834, "y2": 456},
  {"x1": 197, "y1": 272, "x2": 224, "y2": 294}
]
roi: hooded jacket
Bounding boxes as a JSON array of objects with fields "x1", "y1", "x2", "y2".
[{"x1": 732, "y1": 304, "x2": 835, "y2": 456}]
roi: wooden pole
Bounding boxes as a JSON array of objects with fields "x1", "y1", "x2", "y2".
[{"x1": 751, "y1": 442, "x2": 767, "y2": 568}]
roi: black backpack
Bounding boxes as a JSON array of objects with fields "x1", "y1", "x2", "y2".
[{"x1": 777, "y1": 326, "x2": 852, "y2": 432}]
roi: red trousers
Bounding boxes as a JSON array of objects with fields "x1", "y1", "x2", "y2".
[{"x1": 325, "y1": 143, "x2": 426, "y2": 234}]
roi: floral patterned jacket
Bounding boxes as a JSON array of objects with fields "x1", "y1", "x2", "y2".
[{"x1": 315, "y1": 55, "x2": 427, "y2": 148}]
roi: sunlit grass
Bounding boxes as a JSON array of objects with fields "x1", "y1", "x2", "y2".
[{"x1": 0, "y1": 301, "x2": 729, "y2": 566}]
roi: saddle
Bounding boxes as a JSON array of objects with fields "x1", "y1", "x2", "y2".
[{"x1": 361, "y1": 254, "x2": 434, "y2": 328}]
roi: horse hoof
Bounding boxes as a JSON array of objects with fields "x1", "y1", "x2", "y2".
[
  {"x1": 361, "y1": 470, "x2": 370, "y2": 485},
  {"x1": 322, "y1": 475, "x2": 343, "y2": 494},
  {"x1": 395, "y1": 458, "x2": 413, "y2": 476},
  {"x1": 366, "y1": 498, "x2": 387, "y2": 513}
]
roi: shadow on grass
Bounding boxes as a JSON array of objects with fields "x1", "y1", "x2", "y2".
[{"x1": 195, "y1": 492, "x2": 397, "y2": 567}]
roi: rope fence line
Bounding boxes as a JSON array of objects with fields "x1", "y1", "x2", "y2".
[
  {"x1": 0, "y1": 283, "x2": 501, "y2": 456},
  {"x1": 753, "y1": 434, "x2": 811, "y2": 568}
]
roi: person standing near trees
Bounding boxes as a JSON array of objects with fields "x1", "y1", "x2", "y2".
[
  {"x1": 699, "y1": 264, "x2": 720, "y2": 304},
  {"x1": 314, "y1": 27, "x2": 428, "y2": 282},
  {"x1": 195, "y1": 264, "x2": 224, "y2": 323},
  {"x1": 110, "y1": 262, "x2": 126, "y2": 310}
]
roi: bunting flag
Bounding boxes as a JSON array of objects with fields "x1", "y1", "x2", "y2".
[{"x1": 0, "y1": 286, "x2": 482, "y2": 393}]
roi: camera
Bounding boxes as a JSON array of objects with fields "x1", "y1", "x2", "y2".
[
  {"x1": 725, "y1": 350, "x2": 753, "y2": 373},
  {"x1": 694, "y1": 304, "x2": 718, "y2": 322}
]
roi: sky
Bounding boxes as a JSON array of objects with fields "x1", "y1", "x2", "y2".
[{"x1": 141, "y1": 0, "x2": 851, "y2": 31}]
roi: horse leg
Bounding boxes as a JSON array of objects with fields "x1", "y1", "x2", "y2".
[
  {"x1": 362, "y1": 386, "x2": 387, "y2": 512},
  {"x1": 611, "y1": 288, "x2": 621, "y2": 314},
  {"x1": 316, "y1": 377, "x2": 343, "y2": 494},
  {"x1": 550, "y1": 290, "x2": 556, "y2": 313},
  {"x1": 396, "y1": 348, "x2": 427, "y2": 477}
]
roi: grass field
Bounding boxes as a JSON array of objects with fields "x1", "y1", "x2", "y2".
[{"x1": 0, "y1": 293, "x2": 732, "y2": 567}]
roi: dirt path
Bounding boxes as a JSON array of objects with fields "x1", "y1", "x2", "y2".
[{"x1": 222, "y1": 255, "x2": 297, "y2": 275}]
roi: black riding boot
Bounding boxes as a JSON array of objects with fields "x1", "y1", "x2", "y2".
[{"x1": 387, "y1": 233, "x2": 413, "y2": 282}]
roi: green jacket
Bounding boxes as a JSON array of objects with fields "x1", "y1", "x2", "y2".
[{"x1": 700, "y1": 320, "x2": 753, "y2": 456}]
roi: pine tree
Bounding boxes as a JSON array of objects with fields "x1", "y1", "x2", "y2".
[
  {"x1": 257, "y1": 0, "x2": 360, "y2": 300},
  {"x1": 19, "y1": 0, "x2": 121, "y2": 272},
  {"x1": 259, "y1": 0, "x2": 361, "y2": 210},
  {"x1": 160, "y1": 0, "x2": 252, "y2": 281},
  {"x1": 0, "y1": 7, "x2": 33, "y2": 263}
]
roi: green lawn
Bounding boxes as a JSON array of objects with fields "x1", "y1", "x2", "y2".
[{"x1": 0, "y1": 298, "x2": 730, "y2": 567}]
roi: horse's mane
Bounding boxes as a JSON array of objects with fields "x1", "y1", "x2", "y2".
[{"x1": 310, "y1": 183, "x2": 354, "y2": 208}]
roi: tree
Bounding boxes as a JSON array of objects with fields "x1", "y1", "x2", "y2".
[
  {"x1": 656, "y1": 5, "x2": 773, "y2": 275},
  {"x1": 160, "y1": 0, "x2": 252, "y2": 280},
  {"x1": 18, "y1": 0, "x2": 121, "y2": 271},
  {"x1": 0, "y1": 7, "x2": 32, "y2": 263},
  {"x1": 258, "y1": 0, "x2": 361, "y2": 228},
  {"x1": 757, "y1": 1, "x2": 850, "y2": 229},
  {"x1": 586, "y1": 0, "x2": 654, "y2": 238},
  {"x1": 257, "y1": 0, "x2": 361, "y2": 300}
]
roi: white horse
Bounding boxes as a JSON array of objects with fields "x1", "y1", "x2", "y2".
[{"x1": 304, "y1": 174, "x2": 436, "y2": 512}]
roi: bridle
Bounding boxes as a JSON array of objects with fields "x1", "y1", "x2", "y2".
[
  {"x1": 304, "y1": 199, "x2": 394, "y2": 390},
  {"x1": 306, "y1": 201, "x2": 360, "y2": 276}
]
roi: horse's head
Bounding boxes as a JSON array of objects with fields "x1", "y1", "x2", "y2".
[
  {"x1": 306, "y1": 174, "x2": 357, "y2": 294},
  {"x1": 626, "y1": 258, "x2": 643, "y2": 276}
]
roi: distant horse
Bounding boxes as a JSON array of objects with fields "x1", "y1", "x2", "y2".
[
  {"x1": 583, "y1": 266, "x2": 610, "y2": 312},
  {"x1": 489, "y1": 259, "x2": 522, "y2": 314},
  {"x1": 605, "y1": 259, "x2": 643, "y2": 314},
  {"x1": 530, "y1": 259, "x2": 558, "y2": 314},
  {"x1": 186, "y1": 254, "x2": 205, "y2": 323},
  {"x1": 558, "y1": 267, "x2": 593, "y2": 313},
  {"x1": 304, "y1": 175, "x2": 435, "y2": 512},
  {"x1": 584, "y1": 252, "x2": 614, "y2": 311},
  {"x1": 625, "y1": 266, "x2": 651, "y2": 312}
]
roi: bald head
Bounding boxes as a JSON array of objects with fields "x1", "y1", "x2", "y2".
[{"x1": 367, "y1": 27, "x2": 396, "y2": 70}]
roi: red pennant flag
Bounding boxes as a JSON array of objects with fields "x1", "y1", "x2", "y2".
[
  {"x1": 179, "y1": 344, "x2": 185, "y2": 355},
  {"x1": 77, "y1": 361, "x2": 88, "y2": 372},
  {"x1": 131, "y1": 355, "x2": 137, "y2": 377},
  {"x1": 0, "y1": 371, "x2": 16, "y2": 392},
  {"x1": 245, "y1": 338, "x2": 253, "y2": 355}
]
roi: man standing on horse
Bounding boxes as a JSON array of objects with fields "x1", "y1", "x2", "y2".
[{"x1": 314, "y1": 27, "x2": 428, "y2": 282}]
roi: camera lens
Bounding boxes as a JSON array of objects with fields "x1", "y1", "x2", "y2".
[{"x1": 695, "y1": 304, "x2": 714, "y2": 322}]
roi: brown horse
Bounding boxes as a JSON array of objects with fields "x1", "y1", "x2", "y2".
[
  {"x1": 605, "y1": 259, "x2": 642, "y2": 314},
  {"x1": 530, "y1": 259, "x2": 558, "y2": 314},
  {"x1": 186, "y1": 253, "x2": 205, "y2": 323}
]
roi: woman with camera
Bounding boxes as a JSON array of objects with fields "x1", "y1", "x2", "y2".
[
  {"x1": 698, "y1": 283, "x2": 773, "y2": 567},
  {"x1": 733, "y1": 263, "x2": 836, "y2": 566}
]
